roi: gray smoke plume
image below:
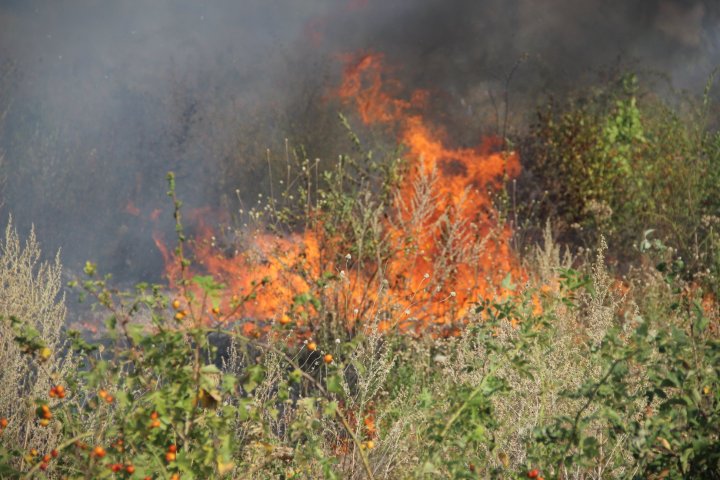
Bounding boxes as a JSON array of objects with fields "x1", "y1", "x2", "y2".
[{"x1": 1, "y1": 0, "x2": 718, "y2": 281}]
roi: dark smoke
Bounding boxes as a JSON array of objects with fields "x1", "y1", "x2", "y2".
[{"x1": 0, "y1": 0, "x2": 718, "y2": 281}]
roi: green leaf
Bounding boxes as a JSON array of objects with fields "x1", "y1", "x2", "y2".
[
  {"x1": 501, "y1": 273, "x2": 516, "y2": 291},
  {"x1": 326, "y1": 375, "x2": 343, "y2": 395},
  {"x1": 323, "y1": 401, "x2": 338, "y2": 417},
  {"x1": 84, "y1": 260, "x2": 97, "y2": 276},
  {"x1": 126, "y1": 323, "x2": 145, "y2": 344},
  {"x1": 242, "y1": 365, "x2": 265, "y2": 393}
]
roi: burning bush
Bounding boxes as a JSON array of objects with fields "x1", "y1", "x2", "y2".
[{"x1": 155, "y1": 53, "x2": 525, "y2": 341}]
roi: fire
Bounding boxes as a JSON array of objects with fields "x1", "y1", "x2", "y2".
[{"x1": 156, "y1": 52, "x2": 524, "y2": 335}]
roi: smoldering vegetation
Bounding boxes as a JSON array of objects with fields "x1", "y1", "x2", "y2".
[{"x1": 0, "y1": 0, "x2": 719, "y2": 281}]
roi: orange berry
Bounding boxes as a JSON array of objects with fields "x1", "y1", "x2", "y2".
[
  {"x1": 51, "y1": 449, "x2": 59, "y2": 458},
  {"x1": 150, "y1": 411, "x2": 159, "y2": 420},
  {"x1": 93, "y1": 446, "x2": 106, "y2": 458},
  {"x1": 150, "y1": 419, "x2": 161, "y2": 428},
  {"x1": 98, "y1": 389, "x2": 108, "y2": 399},
  {"x1": 126, "y1": 465, "x2": 135, "y2": 474},
  {"x1": 105, "y1": 395, "x2": 114, "y2": 404},
  {"x1": 323, "y1": 354, "x2": 333, "y2": 364},
  {"x1": 42, "y1": 410, "x2": 52, "y2": 420},
  {"x1": 167, "y1": 444, "x2": 177, "y2": 453},
  {"x1": 211, "y1": 306, "x2": 220, "y2": 315},
  {"x1": 0, "y1": 418, "x2": 8, "y2": 428},
  {"x1": 41, "y1": 404, "x2": 50, "y2": 413},
  {"x1": 49, "y1": 387, "x2": 57, "y2": 398},
  {"x1": 171, "y1": 475, "x2": 180, "y2": 480},
  {"x1": 144, "y1": 477, "x2": 153, "y2": 480},
  {"x1": 172, "y1": 299, "x2": 181, "y2": 310},
  {"x1": 165, "y1": 451, "x2": 176, "y2": 462},
  {"x1": 55, "y1": 385, "x2": 65, "y2": 395},
  {"x1": 307, "y1": 342, "x2": 317, "y2": 351},
  {"x1": 42, "y1": 454, "x2": 51, "y2": 462},
  {"x1": 279, "y1": 314, "x2": 291, "y2": 325},
  {"x1": 174, "y1": 311, "x2": 185, "y2": 322},
  {"x1": 39, "y1": 419, "x2": 50, "y2": 427}
]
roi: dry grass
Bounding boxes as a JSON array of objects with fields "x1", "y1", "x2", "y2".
[{"x1": 0, "y1": 218, "x2": 77, "y2": 473}]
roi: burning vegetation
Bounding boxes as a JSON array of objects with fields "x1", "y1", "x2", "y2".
[
  {"x1": 2, "y1": 1, "x2": 720, "y2": 479},
  {"x1": 155, "y1": 53, "x2": 526, "y2": 337}
]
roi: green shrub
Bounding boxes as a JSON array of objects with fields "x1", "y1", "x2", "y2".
[{"x1": 523, "y1": 74, "x2": 720, "y2": 292}]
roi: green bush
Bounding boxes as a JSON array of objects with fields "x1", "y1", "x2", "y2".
[{"x1": 523, "y1": 74, "x2": 720, "y2": 292}]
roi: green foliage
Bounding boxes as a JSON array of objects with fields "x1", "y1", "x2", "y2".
[
  {"x1": 525, "y1": 73, "x2": 720, "y2": 292},
  {"x1": 530, "y1": 271, "x2": 720, "y2": 478}
]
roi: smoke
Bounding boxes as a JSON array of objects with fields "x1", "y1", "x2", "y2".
[{"x1": 0, "y1": 0, "x2": 718, "y2": 281}]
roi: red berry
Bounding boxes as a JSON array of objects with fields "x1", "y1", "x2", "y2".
[
  {"x1": 527, "y1": 469, "x2": 540, "y2": 479},
  {"x1": 168, "y1": 444, "x2": 177, "y2": 453},
  {"x1": 126, "y1": 465, "x2": 136, "y2": 474},
  {"x1": 51, "y1": 449, "x2": 59, "y2": 458}
]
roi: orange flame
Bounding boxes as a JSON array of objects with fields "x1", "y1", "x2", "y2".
[{"x1": 156, "y1": 53, "x2": 524, "y2": 336}]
